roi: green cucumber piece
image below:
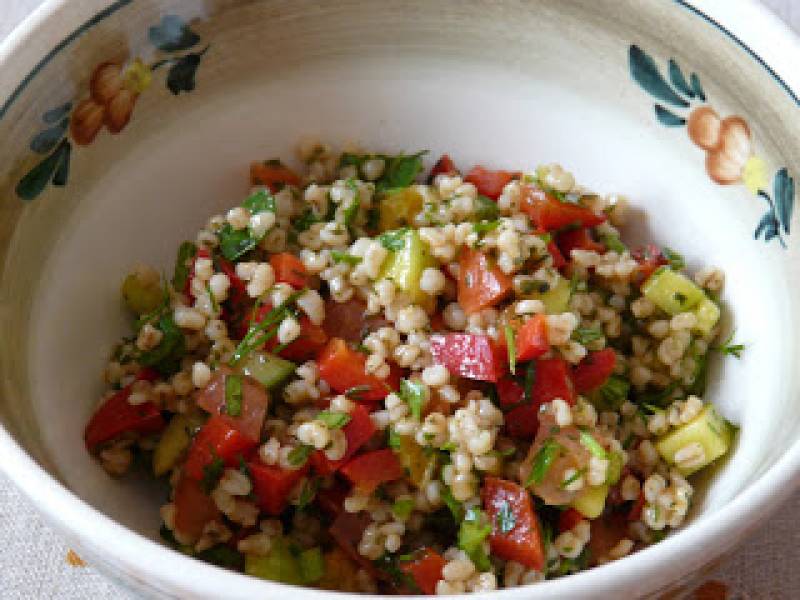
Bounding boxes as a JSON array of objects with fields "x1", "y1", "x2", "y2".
[
  {"x1": 655, "y1": 404, "x2": 732, "y2": 476},
  {"x1": 242, "y1": 352, "x2": 295, "y2": 389},
  {"x1": 523, "y1": 275, "x2": 571, "y2": 314},
  {"x1": 571, "y1": 484, "x2": 609, "y2": 519},
  {"x1": 641, "y1": 267, "x2": 705, "y2": 315},
  {"x1": 379, "y1": 229, "x2": 436, "y2": 307},
  {"x1": 245, "y1": 537, "x2": 303, "y2": 584},
  {"x1": 153, "y1": 411, "x2": 205, "y2": 477},
  {"x1": 692, "y1": 297, "x2": 721, "y2": 335}
]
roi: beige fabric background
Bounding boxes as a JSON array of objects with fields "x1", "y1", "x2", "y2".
[{"x1": 1, "y1": 1, "x2": 799, "y2": 598}]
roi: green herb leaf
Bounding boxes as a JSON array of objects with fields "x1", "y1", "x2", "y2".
[
  {"x1": 206, "y1": 281, "x2": 219, "y2": 314},
  {"x1": 661, "y1": 246, "x2": 685, "y2": 270},
  {"x1": 578, "y1": 428, "x2": 607, "y2": 459},
  {"x1": 294, "y1": 207, "x2": 321, "y2": 232},
  {"x1": 196, "y1": 545, "x2": 245, "y2": 570},
  {"x1": 716, "y1": 330, "x2": 745, "y2": 359},
  {"x1": 441, "y1": 486, "x2": 464, "y2": 522},
  {"x1": 316, "y1": 410, "x2": 351, "y2": 429},
  {"x1": 392, "y1": 498, "x2": 415, "y2": 519},
  {"x1": 572, "y1": 327, "x2": 604, "y2": 345},
  {"x1": 218, "y1": 223, "x2": 257, "y2": 261},
  {"x1": 138, "y1": 312, "x2": 187, "y2": 376},
  {"x1": 201, "y1": 456, "x2": 225, "y2": 494},
  {"x1": 601, "y1": 233, "x2": 627, "y2": 254},
  {"x1": 387, "y1": 427, "x2": 401, "y2": 450},
  {"x1": 399, "y1": 379, "x2": 426, "y2": 421},
  {"x1": 288, "y1": 444, "x2": 314, "y2": 467},
  {"x1": 243, "y1": 189, "x2": 276, "y2": 215},
  {"x1": 225, "y1": 374, "x2": 243, "y2": 417},
  {"x1": 473, "y1": 195, "x2": 499, "y2": 221},
  {"x1": 526, "y1": 439, "x2": 561, "y2": 486},
  {"x1": 230, "y1": 290, "x2": 304, "y2": 365},
  {"x1": 377, "y1": 151, "x2": 426, "y2": 192},
  {"x1": 590, "y1": 375, "x2": 630, "y2": 411},
  {"x1": 297, "y1": 477, "x2": 320, "y2": 510},
  {"x1": 524, "y1": 361, "x2": 537, "y2": 403},
  {"x1": 330, "y1": 250, "x2": 362, "y2": 266},
  {"x1": 299, "y1": 547, "x2": 326, "y2": 584},
  {"x1": 172, "y1": 241, "x2": 197, "y2": 290},
  {"x1": 458, "y1": 508, "x2": 492, "y2": 572},
  {"x1": 495, "y1": 501, "x2": 517, "y2": 534},
  {"x1": 504, "y1": 324, "x2": 516, "y2": 375},
  {"x1": 472, "y1": 220, "x2": 500, "y2": 235},
  {"x1": 379, "y1": 228, "x2": 409, "y2": 251}
]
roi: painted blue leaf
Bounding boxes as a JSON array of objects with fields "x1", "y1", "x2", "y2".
[
  {"x1": 690, "y1": 73, "x2": 706, "y2": 101},
  {"x1": 754, "y1": 211, "x2": 779, "y2": 242},
  {"x1": 29, "y1": 117, "x2": 68, "y2": 154},
  {"x1": 655, "y1": 104, "x2": 686, "y2": 127},
  {"x1": 15, "y1": 138, "x2": 69, "y2": 201},
  {"x1": 52, "y1": 140, "x2": 72, "y2": 187},
  {"x1": 668, "y1": 59, "x2": 695, "y2": 99},
  {"x1": 773, "y1": 167, "x2": 794, "y2": 235},
  {"x1": 166, "y1": 46, "x2": 208, "y2": 95},
  {"x1": 148, "y1": 15, "x2": 200, "y2": 52},
  {"x1": 628, "y1": 45, "x2": 688, "y2": 108},
  {"x1": 43, "y1": 102, "x2": 72, "y2": 124}
]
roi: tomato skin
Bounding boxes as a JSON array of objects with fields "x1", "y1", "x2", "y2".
[
  {"x1": 194, "y1": 368, "x2": 269, "y2": 442},
  {"x1": 534, "y1": 357, "x2": 576, "y2": 405},
  {"x1": 311, "y1": 403, "x2": 376, "y2": 475},
  {"x1": 250, "y1": 161, "x2": 301, "y2": 192},
  {"x1": 464, "y1": 165, "x2": 515, "y2": 200},
  {"x1": 248, "y1": 461, "x2": 309, "y2": 515},
  {"x1": 520, "y1": 185, "x2": 606, "y2": 231},
  {"x1": 481, "y1": 477, "x2": 545, "y2": 571},
  {"x1": 457, "y1": 247, "x2": 513, "y2": 315},
  {"x1": 557, "y1": 227, "x2": 606, "y2": 257},
  {"x1": 497, "y1": 376, "x2": 525, "y2": 409},
  {"x1": 547, "y1": 240, "x2": 566, "y2": 269},
  {"x1": 400, "y1": 548, "x2": 447, "y2": 595},
  {"x1": 173, "y1": 474, "x2": 221, "y2": 541},
  {"x1": 558, "y1": 507, "x2": 585, "y2": 533},
  {"x1": 84, "y1": 370, "x2": 165, "y2": 452},
  {"x1": 430, "y1": 333, "x2": 507, "y2": 383},
  {"x1": 427, "y1": 154, "x2": 458, "y2": 183},
  {"x1": 340, "y1": 449, "x2": 404, "y2": 492},
  {"x1": 516, "y1": 314, "x2": 549, "y2": 362},
  {"x1": 317, "y1": 338, "x2": 399, "y2": 402},
  {"x1": 183, "y1": 416, "x2": 258, "y2": 481},
  {"x1": 269, "y1": 253, "x2": 307, "y2": 288},
  {"x1": 572, "y1": 348, "x2": 617, "y2": 393}
]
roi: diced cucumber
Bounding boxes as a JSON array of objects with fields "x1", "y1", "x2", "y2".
[
  {"x1": 152, "y1": 411, "x2": 205, "y2": 476},
  {"x1": 298, "y1": 547, "x2": 325, "y2": 584},
  {"x1": 242, "y1": 352, "x2": 295, "y2": 389},
  {"x1": 378, "y1": 188, "x2": 423, "y2": 232},
  {"x1": 397, "y1": 435, "x2": 437, "y2": 487},
  {"x1": 605, "y1": 451, "x2": 624, "y2": 486},
  {"x1": 522, "y1": 275, "x2": 571, "y2": 314},
  {"x1": 641, "y1": 267, "x2": 705, "y2": 315},
  {"x1": 379, "y1": 229, "x2": 437, "y2": 308},
  {"x1": 571, "y1": 484, "x2": 609, "y2": 519},
  {"x1": 655, "y1": 404, "x2": 732, "y2": 476},
  {"x1": 245, "y1": 537, "x2": 303, "y2": 584},
  {"x1": 692, "y1": 297, "x2": 720, "y2": 335},
  {"x1": 121, "y1": 270, "x2": 163, "y2": 315}
]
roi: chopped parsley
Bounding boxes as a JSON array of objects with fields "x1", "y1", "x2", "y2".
[
  {"x1": 472, "y1": 220, "x2": 500, "y2": 235},
  {"x1": 457, "y1": 508, "x2": 492, "y2": 571},
  {"x1": 171, "y1": 241, "x2": 196, "y2": 291},
  {"x1": 441, "y1": 486, "x2": 464, "y2": 522},
  {"x1": 578, "y1": 428, "x2": 607, "y2": 459},
  {"x1": 218, "y1": 189, "x2": 277, "y2": 261},
  {"x1": 399, "y1": 378, "x2": 426, "y2": 421},
  {"x1": 315, "y1": 410, "x2": 351, "y2": 429},
  {"x1": 473, "y1": 194, "x2": 499, "y2": 221},
  {"x1": 287, "y1": 444, "x2": 314, "y2": 467},
  {"x1": 572, "y1": 327, "x2": 604, "y2": 345},
  {"x1": 342, "y1": 179, "x2": 361, "y2": 232},
  {"x1": 330, "y1": 250, "x2": 362, "y2": 266},
  {"x1": 379, "y1": 228, "x2": 409, "y2": 251},
  {"x1": 661, "y1": 246, "x2": 686, "y2": 271},
  {"x1": 230, "y1": 289, "x2": 303, "y2": 365},
  {"x1": 716, "y1": 330, "x2": 745, "y2": 359},
  {"x1": 526, "y1": 439, "x2": 561, "y2": 486}
]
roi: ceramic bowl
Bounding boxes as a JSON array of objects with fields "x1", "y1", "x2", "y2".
[{"x1": 1, "y1": 1, "x2": 799, "y2": 598}]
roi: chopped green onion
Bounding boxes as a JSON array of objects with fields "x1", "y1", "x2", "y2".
[
  {"x1": 441, "y1": 486, "x2": 464, "y2": 522},
  {"x1": 579, "y1": 428, "x2": 607, "y2": 459},
  {"x1": 224, "y1": 375, "x2": 243, "y2": 417},
  {"x1": 526, "y1": 439, "x2": 561, "y2": 486},
  {"x1": 524, "y1": 361, "x2": 537, "y2": 403},
  {"x1": 206, "y1": 281, "x2": 219, "y2": 314},
  {"x1": 330, "y1": 250, "x2": 362, "y2": 266},
  {"x1": 230, "y1": 290, "x2": 303, "y2": 366},
  {"x1": 343, "y1": 179, "x2": 361, "y2": 232},
  {"x1": 715, "y1": 330, "x2": 745, "y2": 359},
  {"x1": 288, "y1": 444, "x2": 314, "y2": 467},
  {"x1": 399, "y1": 378, "x2": 426, "y2": 421},
  {"x1": 572, "y1": 327, "x2": 603, "y2": 345},
  {"x1": 661, "y1": 246, "x2": 685, "y2": 271},
  {"x1": 458, "y1": 508, "x2": 492, "y2": 571},
  {"x1": 504, "y1": 324, "x2": 516, "y2": 375},
  {"x1": 560, "y1": 467, "x2": 587, "y2": 489},
  {"x1": 316, "y1": 411, "x2": 351, "y2": 429},
  {"x1": 171, "y1": 241, "x2": 197, "y2": 291}
]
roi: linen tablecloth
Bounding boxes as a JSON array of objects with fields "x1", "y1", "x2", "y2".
[{"x1": 1, "y1": 1, "x2": 799, "y2": 598}]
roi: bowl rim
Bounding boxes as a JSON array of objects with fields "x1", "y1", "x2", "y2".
[{"x1": 1, "y1": 0, "x2": 799, "y2": 597}]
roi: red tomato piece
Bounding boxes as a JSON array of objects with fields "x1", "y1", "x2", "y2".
[
  {"x1": 316, "y1": 482, "x2": 349, "y2": 517},
  {"x1": 558, "y1": 507, "x2": 585, "y2": 533},
  {"x1": 311, "y1": 403, "x2": 376, "y2": 475},
  {"x1": 173, "y1": 474, "x2": 221, "y2": 541},
  {"x1": 520, "y1": 185, "x2": 606, "y2": 231},
  {"x1": 429, "y1": 333, "x2": 507, "y2": 383},
  {"x1": 505, "y1": 404, "x2": 540, "y2": 439},
  {"x1": 516, "y1": 314, "x2": 549, "y2": 362},
  {"x1": 322, "y1": 299, "x2": 389, "y2": 343},
  {"x1": 340, "y1": 449, "x2": 404, "y2": 492},
  {"x1": 496, "y1": 376, "x2": 525, "y2": 409},
  {"x1": 194, "y1": 368, "x2": 269, "y2": 442},
  {"x1": 250, "y1": 161, "x2": 301, "y2": 192},
  {"x1": 317, "y1": 338, "x2": 399, "y2": 402},
  {"x1": 481, "y1": 477, "x2": 545, "y2": 571},
  {"x1": 556, "y1": 227, "x2": 606, "y2": 258},
  {"x1": 249, "y1": 461, "x2": 309, "y2": 516},
  {"x1": 245, "y1": 303, "x2": 328, "y2": 361},
  {"x1": 457, "y1": 247, "x2": 513, "y2": 315},
  {"x1": 183, "y1": 416, "x2": 258, "y2": 481},
  {"x1": 547, "y1": 239, "x2": 566, "y2": 269},
  {"x1": 427, "y1": 154, "x2": 458, "y2": 183},
  {"x1": 464, "y1": 165, "x2": 515, "y2": 200},
  {"x1": 400, "y1": 548, "x2": 447, "y2": 595},
  {"x1": 533, "y1": 357, "x2": 576, "y2": 405},
  {"x1": 269, "y1": 253, "x2": 307, "y2": 288},
  {"x1": 572, "y1": 348, "x2": 617, "y2": 394},
  {"x1": 84, "y1": 372, "x2": 165, "y2": 452}
]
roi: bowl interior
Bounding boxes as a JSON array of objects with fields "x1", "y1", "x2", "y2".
[{"x1": 1, "y1": 0, "x2": 799, "y2": 583}]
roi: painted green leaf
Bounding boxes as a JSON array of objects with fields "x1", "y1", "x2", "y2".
[
  {"x1": 668, "y1": 59, "x2": 695, "y2": 98},
  {"x1": 30, "y1": 117, "x2": 68, "y2": 154},
  {"x1": 166, "y1": 47, "x2": 208, "y2": 95},
  {"x1": 52, "y1": 140, "x2": 71, "y2": 187},
  {"x1": 654, "y1": 105, "x2": 686, "y2": 127},
  {"x1": 42, "y1": 102, "x2": 72, "y2": 124},
  {"x1": 773, "y1": 167, "x2": 794, "y2": 235},
  {"x1": 148, "y1": 15, "x2": 200, "y2": 52},
  {"x1": 754, "y1": 210, "x2": 780, "y2": 243},
  {"x1": 690, "y1": 73, "x2": 706, "y2": 101},
  {"x1": 15, "y1": 138, "x2": 70, "y2": 201},
  {"x1": 628, "y1": 45, "x2": 689, "y2": 108}
]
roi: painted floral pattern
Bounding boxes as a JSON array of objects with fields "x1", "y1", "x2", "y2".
[
  {"x1": 629, "y1": 45, "x2": 795, "y2": 247},
  {"x1": 15, "y1": 16, "x2": 208, "y2": 201}
]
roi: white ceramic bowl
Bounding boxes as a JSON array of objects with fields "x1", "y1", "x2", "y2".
[{"x1": 1, "y1": 1, "x2": 799, "y2": 598}]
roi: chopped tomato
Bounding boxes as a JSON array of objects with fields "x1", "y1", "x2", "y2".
[
  {"x1": 429, "y1": 333, "x2": 507, "y2": 383},
  {"x1": 311, "y1": 403, "x2": 376, "y2": 475},
  {"x1": 572, "y1": 348, "x2": 617, "y2": 394},
  {"x1": 520, "y1": 185, "x2": 606, "y2": 231},
  {"x1": 269, "y1": 253, "x2": 307, "y2": 288},
  {"x1": 249, "y1": 461, "x2": 309, "y2": 516},
  {"x1": 316, "y1": 482, "x2": 349, "y2": 517},
  {"x1": 505, "y1": 404, "x2": 540, "y2": 439},
  {"x1": 496, "y1": 376, "x2": 525, "y2": 409},
  {"x1": 481, "y1": 477, "x2": 545, "y2": 570},
  {"x1": 427, "y1": 154, "x2": 458, "y2": 183},
  {"x1": 245, "y1": 303, "x2": 328, "y2": 361},
  {"x1": 632, "y1": 244, "x2": 668, "y2": 282},
  {"x1": 628, "y1": 490, "x2": 646, "y2": 522},
  {"x1": 322, "y1": 299, "x2": 389, "y2": 343},
  {"x1": 84, "y1": 370, "x2": 164, "y2": 452},
  {"x1": 317, "y1": 338, "x2": 399, "y2": 402},
  {"x1": 183, "y1": 416, "x2": 258, "y2": 481},
  {"x1": 457, "y1": 247, "x2": 513, "y2": 315},
  {"x1": 515, "y1": 314, "x2": 549, "y2": 362},
  {"x1": 556, "y1": 227, "x2": 606, "y2": 257},
  {"x1": 340, "y1": 449, "x2": 404, "y2": 492},
  {"x1": 533, "y1": 357, "x2": 576, "y2": 405},
  {"x1": 558, "y1": 507, "x2": 585, "y2": 533},
  {"x1": 173, "y1": 474, "x2": 221, "y2": 541},
  {"x1": 329, "y1": 510, "x2": 382, "y2": 579},
  {"x1": 194, "y1": 368, "x2": 269, "y2": 442},
  {"x1": 400, "y1": 548, "x2": 447, "y2": 595},
  {"x1": 250, "y1": 160, "x2": 301, "y2": 192},
  {"x1": 547, "y1": 240, "x2": 566, "y2": 269},
  {"x1": 464, "y1": 165, "x2": 515, "y2": 200}
]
